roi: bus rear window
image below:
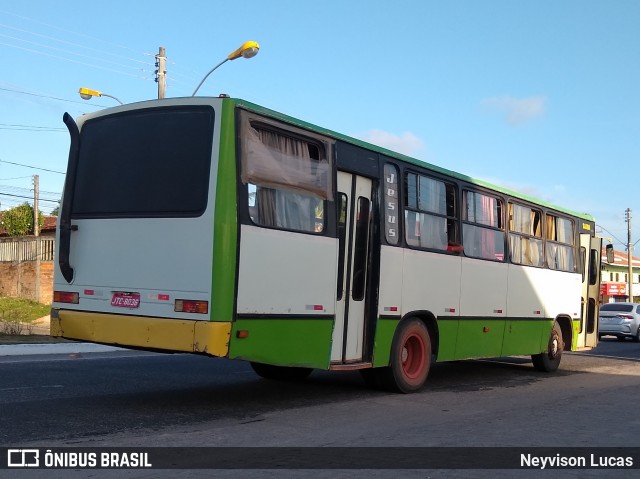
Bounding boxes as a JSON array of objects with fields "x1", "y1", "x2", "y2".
[{"x1": 71, "y1": 106, "x2": 214, "y2": 218}]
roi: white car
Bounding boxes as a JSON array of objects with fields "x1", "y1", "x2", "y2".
[{"x1": 599, "y1": 303, "x2": 640, "y2": 342}]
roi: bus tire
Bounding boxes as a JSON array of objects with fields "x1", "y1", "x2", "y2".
[
  {"x1": 531, "y1": 322, "x2": 563, "y2": 372},
  {"x1": 250, "y1": 362, "x2": 312, "y2": 381},
  {"x1": 379, "y1": 318, "x2": 432, "y2": 393}
]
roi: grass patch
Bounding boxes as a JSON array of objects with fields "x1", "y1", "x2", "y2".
[
  {"x1": 0, "y1": 296, "x2": 49, "y2": 335},
  {"x1": 0, "y1": 296, "x2": 49, "y2": 323}
]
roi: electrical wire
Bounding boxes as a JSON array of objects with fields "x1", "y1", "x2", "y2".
[
  {"x1": 0, "y1": 192, "x2": 59, "y2": 203},
  {"x1": 0, "y1": 9, "x2": 150, "y2": 59},
  {"x1": 0, "y1": 86, "x2": 102, "y2": 106},
  {"x1": 0, "y1": 31, "x2": 153, "y2": 74},
  {"x1": 0, "y1": 122, "x2": 65, "y2": 132},
  {"x1": 0, "y1": 159, "x2": 65, "y2": 175},
  {"x1": 0, "y1": 40, "x2": 152, "y2": 80}
]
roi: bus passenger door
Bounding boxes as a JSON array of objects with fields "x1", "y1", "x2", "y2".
[
  {"x1": 332, "y1": 171, "x2": 373, "y2": 364},
  {"x1": 577, "y1": 234, "x2": 601, "y2": 349}
]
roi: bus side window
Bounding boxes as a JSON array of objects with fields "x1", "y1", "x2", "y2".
[
  {"x1": 404, "y1": 172, "x2": 457, "y2": 251},
  {"x1": 508, "y1": 203, "x2": 543, "y2": 267},
  {"x1": 461, "y1": 190, "x2": 504, "y2": 262},
  {"x1": 336, "y1": 193, "x2": 348, "y2": 300},
  {"x1": 589, "y1": 248, "x2": 599, "y2": 285},
  {"x1": 240, "y1": 114, "x2": 331, "y2": 234}
]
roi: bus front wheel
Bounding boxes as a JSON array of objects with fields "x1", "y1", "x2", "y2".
[
  {"x1": 373, "y1": 318, "x2": 432, "y2": 393},
  {"x1": 250, "y1": 362, "x2": 313, "y2": 381},
  {"x1": 531, "y1": 322, "x2": 563, "y2": 372}
]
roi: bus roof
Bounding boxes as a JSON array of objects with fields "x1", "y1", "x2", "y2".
[{"x1": 233, "y1": 98, "x2": 595, "y2": 223}]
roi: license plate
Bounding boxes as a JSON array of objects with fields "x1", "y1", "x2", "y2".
[{"x1": 111, "y1": 292, "x2": 141, "y2": 308}]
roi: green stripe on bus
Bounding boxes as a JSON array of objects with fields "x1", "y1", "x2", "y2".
[
  {"x1": 210, "y1": 99, "x2": 238, "y2": 322},
  {"x1": 228, "y1": 319, "x2": 333, "y2": 369}
]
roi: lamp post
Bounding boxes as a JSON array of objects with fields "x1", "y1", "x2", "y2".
[
  {"x1": 191, "y1": 41, "x2": 260, "y2": 96},
  {"x1": 78, "y1": 87, "x2": 124, "y2": 105}
]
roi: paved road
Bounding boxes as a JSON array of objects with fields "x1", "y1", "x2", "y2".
[{"x1": 1, "y1": 340, "x2": 640, "y2": 478}]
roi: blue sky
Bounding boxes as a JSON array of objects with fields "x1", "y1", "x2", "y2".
[{"x1": 0, "y1": 0, "x2": 638, "y2": 249}]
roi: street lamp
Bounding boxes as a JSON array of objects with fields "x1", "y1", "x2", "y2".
[
  {"x1": 78, "y1": 87, "x2": 124, "y2": 105},
  {"x1": 191, "y1": 41, "x2": 260, "y2": 97}
]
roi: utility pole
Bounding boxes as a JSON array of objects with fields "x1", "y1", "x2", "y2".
[
  {"x1": 33, "y1": 174, "x2": 40, "y2": 303},
  {"x1": 626, "y1": 208, "x2": 634, "y2": 302},
  {"x1": 155, "y1": 46, "x2": 166, "y2": 99}
]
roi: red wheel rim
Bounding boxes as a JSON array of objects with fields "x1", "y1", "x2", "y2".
[{"x1": 401, "y1": 332, "x2": 427, "y2": 380}]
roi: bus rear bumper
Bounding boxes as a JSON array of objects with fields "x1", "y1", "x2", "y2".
[{"x1": 50, "y1": 309, "x2": 231, "y2": 357}]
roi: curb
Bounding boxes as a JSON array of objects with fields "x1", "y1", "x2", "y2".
[{"x1": 0, "y1": 342, "x2": 123, "y2": 356}]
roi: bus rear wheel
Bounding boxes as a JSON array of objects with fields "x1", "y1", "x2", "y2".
[
  {"x1": 374, "y1": 318, "x2": 431, "y2": 393},
  {"x1": 531, "y1": 322, "x2": 563, "y2": 372},
  {"x1": 250, "y1": 362, "x2": 313, "y2": 381}
]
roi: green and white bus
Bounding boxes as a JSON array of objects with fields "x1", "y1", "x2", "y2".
[{"x1": 51, "y1": 96, "x2": 602, "y2": 392}]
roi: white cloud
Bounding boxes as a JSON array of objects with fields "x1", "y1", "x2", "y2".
[
  {"x1": 357, "y1": 129, "x2": 426, "y2": 157},
  {"x1": 481, "y1": 95, "x2": 547, "y2": 126}
]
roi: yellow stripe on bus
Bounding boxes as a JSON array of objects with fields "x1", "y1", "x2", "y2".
[{"x1": 51, "y1": 310, "x2": 231, "y2": 357}]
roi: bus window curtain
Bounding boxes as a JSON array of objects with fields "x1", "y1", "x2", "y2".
[
  {"x1": 480, "y1": 195, "x2": 497, "y2": 258},
  {"x1": 418, "y1": 177, "x2": 447, "y2": 250},
  {"x1": 509, "y1": 204, "x2": 542, "y2": 266},
  {"x1": 247, "y1": 126, "x2": 321, "y2": 231},
  {"x1": 546, "y1": 216, "x2": 575, "y2": 271}
]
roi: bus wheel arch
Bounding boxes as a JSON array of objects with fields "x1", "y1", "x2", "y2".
[
  {"x1": 531, "y1": 319, "x2": 565, "y2": 373},
  {"x1": 376, "y1": 313, "x2": 436, "y2": 393},
  {"x1": 399, "y1": 310, "x2": 439, "y2": 359},
  {"x1": 554, "y1": 315, "x2": 573, "y2": 351}
]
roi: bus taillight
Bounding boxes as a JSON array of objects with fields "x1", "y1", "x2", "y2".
[
  {"x1": 54, "y1": 291, "x2": 79, "y2": 304},
  {"x1": 174, "y1": 299, "x2": 208, "y2": 314}
]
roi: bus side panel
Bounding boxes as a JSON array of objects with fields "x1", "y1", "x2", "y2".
[
  {"x1": 460, "y1": 258, "x2": 508, "y2": 319},
  {"x1": 402, "y1": 249, "x2": 461, "y2": 360},
  {"x1": 455, "y1": 319, "x2": 506, "y2": 359},
  {"x1": 236, "y1": 226, "x2": 337, "y2": 316},
  {"x1": 538, "y1": 269, "x2": 582, "y2": 321},
  {"x1": 501, "y1": 319, "x2": 547, "y2": 356},
  {"x1": 503, "y1": 266, "x2": 580, "y2": 355},
  {"x1": 210, "y1": 99, "x2": 239, "y2": 322},
  {"x1": 371, "y1": 319, "x2": 397, "y2": 368},
  {"x1": 377, "y1": 246, "x2": 403, "y2": 320},
  {"x1": 456, "y1": 258, "x2": 508, "y2": 359},
  {"x1": 506, "y1": 264, "x2": 545, "y2": 319},
  {"x1": 372, "y1": 246, "x2": 403, "y2": 367},
  {"x1": 228, "y1": 319, "x2": 333, "y2": 369},
  {"x1": 504, "y1": 265, "x2": 547, "y2": 354}
]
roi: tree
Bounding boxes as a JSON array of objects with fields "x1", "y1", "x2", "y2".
[{"x1": 1, "y1": 202, "x2": 44, "y2": 236}]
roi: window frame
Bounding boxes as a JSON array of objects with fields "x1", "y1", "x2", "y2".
[
  {"x1": 403, "y1": 170, "x2": 459, "y2": 252},
  {"x1": 461, "y1": 189, "x2": 505, "y2": 262},
  {"x1": 507, "y1": 202, "x2": 544, "y2": 267},
  {"x1": 545, "y1": 213, "x2": 577, "y2": 272},
  {"x1": 237, "y1": 110, "x2": 334, "y2": 236}
]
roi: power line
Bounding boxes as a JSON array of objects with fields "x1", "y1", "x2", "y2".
[
  {"x1": 0, "y1": 159, "x2": 65, "y2": 175},
  {"x1": 0, "y1": 176, "x2": 32, "y2": 181},
  {"x1": 0, "y1": 183, "x2": 60, "y2": 199},
  {"x1": 0, "y1": 31, "x2": 154, "y2": 74},
  {"x1": 597, "y1": 225, "x2": 629, "y2": 248},
  {"x1": 0, "y1": 86, "x2": 102, "y2": 106},
  {"x1": 0, "y1": 192, "x2": 58, "y2": 203},
  {"x1": 0, "y1": 9, "x2": 151, "y2": 59},
  {"x1": 0, "y1": 123, "x2": 65, "y2": 132},
  {"x1": 0, "y1": 40, "x2": 152, "y2": 81}
]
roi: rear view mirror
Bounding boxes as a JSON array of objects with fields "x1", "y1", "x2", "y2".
[{"x1": 605, "y1": 244, "x2": 615, "y2": 263}]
